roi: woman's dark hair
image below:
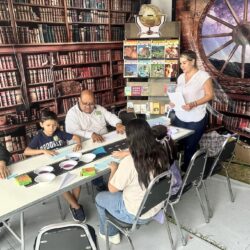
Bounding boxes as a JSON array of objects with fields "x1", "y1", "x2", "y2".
[
  {"x1": 40, "y1": 110, "x2": 58, "y2": 122},
  {"x1": 180, "y1": 50, "x2": 197, "y2": 67},
  {"x1": 126, "y1": 119, "x2": 170, "y2": 188},
  {"x1": 151, "y1": 125, "x2": 178, "y2": 165}
]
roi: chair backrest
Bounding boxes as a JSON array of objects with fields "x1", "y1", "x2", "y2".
[
  {"x1": 118, "y1": 109, "x2": 137, "y2": 126},
  {"x1": 34, "y1": 222, "x2": 98, "y2": 250},
  {"x1": 132, "y1": 171, "x2": 172, "y2": 230},
  {"x1": 207, "y1": 134, "x2": 238, "y2": 177},
  {"x1": 177, "y1": 149, "x2": 207, "y2": 200}
]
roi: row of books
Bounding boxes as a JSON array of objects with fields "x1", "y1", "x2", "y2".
[
  {"x1": 4, "y1": 110, "x2": 29, "y2": 126},
  {"x1": 112, "y1": 61, "x2": 123, "y2": 74},
  {"x1": 14, "y1": 0, "x2": 63, "y2": 6},
  {"x1": 66, "y1": 0, "x2": 108, "y2": 10},
  {"x1": 0, "y1": 90, "x2": 22, "y2": 107},
  {"x1": 95, "y1": 91, "x2": 113, "y2": 106},
  {"x1": 111, "y1": 0, "x2": 132, "y2": 12},
  {"x1": 81, "y1": 64, "x2": 109, "y2": 78},
  {"x1": 0, "y1": 71, "x2": 19, "y2": 87},
  {"x1": 60, "y1": 97, "x2": 78, "y2": 113},
  {"x1": 39, "y1": 7, "x2": 65, "y2": 22},
  {"x1": 25, "y1": 123, "x2": 39, "y2": 144},
  {"x1": 111, "y1": 27, "x2": 124, "y2": 41},
  {"x1": 82, "y1": 77, "x2": 112, "y2": 91},
  {"x1": 0, "y1": 56, "x2": 16, "y2": 70},
  {"x1": 0, "y1": 135, "x2": 26, "y2": 153},
  {"x1": 28, "y1": 86, "x2": 54, "y2": 102},
  {"x1": 11, "y1": 153, "x2": 25, "y2": 162},
  {"x1": 71, "y1": 25, "x2": 109, "y2": 42},
  {"x1": 25, "y1": 53, "x2": 49, "y2": 68},
  {"x1": 67, "y1": 10, "x2": 109, "y2": 23},
  {"x1": 110, "y1": 13, "x2": 127, "y2": 24},
  {"x1": 114, "y1": 88, "x2": 125, "y2": 103},
  {"x1": 27, "y1": 68, "x2": 53, "y2": 84},
  {"x1": 54, "y1": 67, "x2": 79, "y2": 81},
  {"x1": 212, "y1": 100, "x2": 250, "y2": 116},
  {"x1": 224, "y1": 116, "x2": 250, "y2": 133},
  {"x1": 111, "y1": 50, "x2": 123, "y2": 61},
  {"x1": 56, "y1": 49, "x2": 110, "y2": 65},
  {"x1": 113, "y1": 75, "x2": 126, "y2": 88},
  {"x1": 38, "y1": 24, "x2": 67, "y2": 43},
  {"x1": 124, "y1": 40, "x2": 179, "y2": 60},
  {"x1": 124, "y1": 60, "x2": 178, "y2": 78},
  {"x1": 0, "y1": 3, "x2": 10, "y2": 20},
  {"x1": 0, "y1": 26, "x2": 15, "y2": 44}
]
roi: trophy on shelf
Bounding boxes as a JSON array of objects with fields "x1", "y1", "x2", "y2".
[{"x1": 136, "y1": 4, "x2": 166, "y2": 38}]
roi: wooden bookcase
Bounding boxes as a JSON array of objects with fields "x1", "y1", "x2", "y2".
[
  {"x1": 123, "y1": 21, "x2": 181, "y2": 116},
  {"x1": 0, "y1": 0, "x2": 143, "y2": 161}
]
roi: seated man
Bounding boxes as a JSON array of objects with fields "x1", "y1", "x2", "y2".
[{"x1": 65, "y1": 90, "x2": 125, "y2": 189}]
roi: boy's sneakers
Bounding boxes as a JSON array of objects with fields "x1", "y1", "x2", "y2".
[
  {"x1": 69, "y1": 205, "x2": 86, "y2": 223},
  {"x1": 99, "y1": 232, "x2": 121, "y2": 245}
]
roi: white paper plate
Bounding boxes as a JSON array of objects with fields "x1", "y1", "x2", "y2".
[
  {"x1": 34, "y1": 173, "x2": 55, "y2": 183},
  {"x1": 66, "y1": 152, "x2": 82, "y2": 161},
  {"x1": 34, "y1": 166, "x2": 54, "y2": 175},
  {"x1": 59, "y1": 160, "x2": 78, "y2": 170},
  {"x1": 81, "y1": 153, "x2": 96, "y2": 163}
]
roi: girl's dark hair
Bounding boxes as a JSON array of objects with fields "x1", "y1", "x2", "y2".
[
  {"x1": 180, "y1": 50, "x2": 197, "y2": 67},
  {"x1": 126, "y1": 119, "x2": 170, "y2": 188},
  {"x1": 151, "y1": 125, "x2": 178, "y2": 165},
  {"x1": 40, "y1": 110, "x2": 58, "y2": 122}
]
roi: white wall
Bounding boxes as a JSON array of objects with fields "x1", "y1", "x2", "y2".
[{"x1": 151, "y1": 0, "x2": 172, "y2": 21}]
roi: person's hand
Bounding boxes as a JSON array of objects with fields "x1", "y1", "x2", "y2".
[
  {"x1": 182, "y1": 101, "x2": 197, "y2": 111},
  {"x1": 73, "y1": 143, "x2": 82, "y2": 152},
  {"x1": 91, "y1": 132, "x2": 104, "y2": 142},
  {"x1": 112, "y1": 150, "x2": 130, "y2": 159},
  {"x1": 116, "y1": 123, "x2": 125, "y2": 134},
  {"x1": 169, "y1": 102, "x2": 175, "y2": 108},
  {"x1": 42, "y1": 149, "x2": 58, "y2": 156},
  {"x1": 108, "y1": 161, "x2": 118, "y2": 172},
  {"x1": 0, "y1": 161, "x2": 9, "y2": 179}
]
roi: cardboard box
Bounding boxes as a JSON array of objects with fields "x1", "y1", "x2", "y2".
[{"x1": 234, "y1": 141, "x2": 250, "y2": 165}]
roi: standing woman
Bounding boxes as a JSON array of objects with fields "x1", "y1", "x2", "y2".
[
  {"x1": 171, "y1": 50, "x2": 213, "y2": 171},
  {"x1": 95, "y1": 119, "x2": 171, "y2": 245}
]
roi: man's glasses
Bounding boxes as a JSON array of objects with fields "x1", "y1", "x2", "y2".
[{"x1": 81, "y1": 102, "x2": 95, "y2": 108}]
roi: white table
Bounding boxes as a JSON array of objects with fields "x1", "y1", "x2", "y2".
[{"x1": 0, "y1": 122, "x2": 193, "y2": 250}]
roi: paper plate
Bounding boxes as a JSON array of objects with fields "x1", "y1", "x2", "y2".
[
  {"x1": 59, "y1": 160, "x2": 78, "y2": 170},
  {"x1": 81, "y1": 153, "x2": 96, "y2": 163},
  {"x1": 34, "y1": 166, "x2": 54, "y2": 175},
  {"x1": 66, "y1": 152, "x2": 82, "y2": 161},
  {"x1": 34, "y1": 173, "x2": 55, "y2": 183}
]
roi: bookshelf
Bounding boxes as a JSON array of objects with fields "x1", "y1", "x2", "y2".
[
  {"x1": 123, "y1": 21, "x2": 181, "y2": 116},
  {"x1": 0, "y1": 0, "x2": 142, "y2": 161}
]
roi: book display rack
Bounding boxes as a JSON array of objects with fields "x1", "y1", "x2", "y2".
[{"x1": 0, "y1": 0, "x2": 144, "y2": 161}]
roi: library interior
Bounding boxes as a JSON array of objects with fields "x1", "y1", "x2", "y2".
[{"x1": 0, "y1": 0, "x2": 250, "y2": 250}]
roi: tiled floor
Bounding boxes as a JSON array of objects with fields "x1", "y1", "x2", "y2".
[{"x1": 1, "y1": 174, "x2": 250, "y2": 250}]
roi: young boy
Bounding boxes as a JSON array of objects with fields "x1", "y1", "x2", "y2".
[{"x1": 24, "y1": 110, "x2": 86, "y2": 222}]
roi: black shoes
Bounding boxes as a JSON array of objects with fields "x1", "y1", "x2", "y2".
[{"x1": 70, "y1": 205, "x2": 86, "y2": 223}]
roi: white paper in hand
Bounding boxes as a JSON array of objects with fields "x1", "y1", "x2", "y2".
[
  {"x1": 167, "y1": 92, "x2": 185, "y2": 111},
  {"x1": 58, "y1": 172, "x2": 77, "y2": 190}
]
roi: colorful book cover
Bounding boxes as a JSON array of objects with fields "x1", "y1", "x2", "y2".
[
  {"x1": 150, "y1": 60, "x2": 165, "y2": 78},
  {"x1": 124, "y1": 86, "x2": 132, "y2": 96},
  {"x1": 165, "y1": 39, "x2": 179, "y2": 59},
  {"x1": 80, "y1": 167, "x2": 96, "y2": 177},
  {"x1": 123, "y1": 40, "x2": 138, "y2": 59},
  {"x1": 15, "y1": 174, "x2": 32, "y2": 186},
  {"x1": 138, "y1": 60, "x2": 150, "y2": 78},
  {"x1": 137, "y1": 40, "x2": 151, "y2": 59},
  {"x1": 133, "y1": 104, "x2": 141, "y2": 113},
  {"x1": 140, "y1": 103, "x2": 148, "y2": 114},
  {"x1": 124, "y1": 60, "x2": 138, "y2": 78},
  {"x1": 165, "y1": 60, "x2": 178, "y2": 78},
  {"x1": 150, "y1": 102, "x2": 160, "y2": 114},
  {"x1": 131, "y1": 86, "x2": 142, "y2": 96},
  {"x1": 151, "y1": 40, "x2": 166, "y2": 59}
]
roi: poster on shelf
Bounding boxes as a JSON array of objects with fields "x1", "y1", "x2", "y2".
[
  {"x1": 150, "y1": 60, "x2": 165, "y2": 78},
  {"x1": 138, "y1": 60, "x2": 151, "y2": 78},
  {"x1": 124, "y1": 60, "x2": 138, "y2": 77},
  {"x1": 151, "y1": 40, "x2": 166, "y2": 59},
  {"x1": 165, "y1": 60, "x2": 178, "y2": 78},
  {"x1": 123, "y1": 40, "x2": 138, "y2": 60},
  {"x1": 137, "y1": 40, "x2": 151, "y2": 59},
  {"x1": 165, "y1": 39, "x2": 179, "y2": 59}
]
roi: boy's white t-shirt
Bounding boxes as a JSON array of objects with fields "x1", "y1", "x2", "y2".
[{"x1": 175, "y1": 70, "x2": 210, "y2": 122}]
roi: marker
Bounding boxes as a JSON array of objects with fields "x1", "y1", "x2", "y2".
[{"x1": 7, "y1": 173, "x2": 18, "y2": 180}]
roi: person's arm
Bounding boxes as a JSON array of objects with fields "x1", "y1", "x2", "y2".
[
  {"x1": 0, "y1": 160, "x2": 9, "y2": 179},
  {"x1": 24, "y1": 147, "x2": 58, "y2": 156},
  {"x1": 183, "y1": 78, "x2": 214, "y2": 111},
  {"x1": 0, "y1": 144, "x2": 10, "y2": 179},
  {"x1": 112, "y1": 149, "x2": 130, "y2": 159},
  {"x1": 108, "y1": 162, "x2": 120, "y2": 193},
  {"x1": 71, "y1": 134, "x2": 82, "y2": 151}
]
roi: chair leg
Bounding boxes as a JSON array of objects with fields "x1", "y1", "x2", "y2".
[
  {"x1": 224, "y1": 167, "x2": 235, "y2": 202},
  {"x1": 195, "y1": 186, "x2": 209, "y2": 223},
  {"x1": 170, "y1": 204, "x2": 186, "y2": 246},
  {"x1": 57, "y1": 196, "x2": 65, "y2": 220},
  {"x1": 164, "y1": 209, "x2": 175, "y2": 250},
  {"x1": 202, "y1": 181, "x2": 213, "y2": 218},
  {"x1": 123, "y1": 234, "x2": 135, "y2": 250}
]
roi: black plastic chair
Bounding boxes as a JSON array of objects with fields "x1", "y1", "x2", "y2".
[
  {"x1": 167, "y1": 149, "x2": 209, "y2": 246},
  {"x1": 34, "y1": 222, "x2": 98, "y2": 250},
  {"x1": 104, "y1": 171, "x2": 173, "y2": 250},
  {"x1": 203, "y1": 134, "x2": 238, "y2": 218},
  {"x1": 118, "y1": 109, "x2": 137, "y2": 126}
]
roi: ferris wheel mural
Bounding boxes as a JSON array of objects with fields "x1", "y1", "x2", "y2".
[{"x1": 198, "y1": 0, "x2": 250, "y2": 79}]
